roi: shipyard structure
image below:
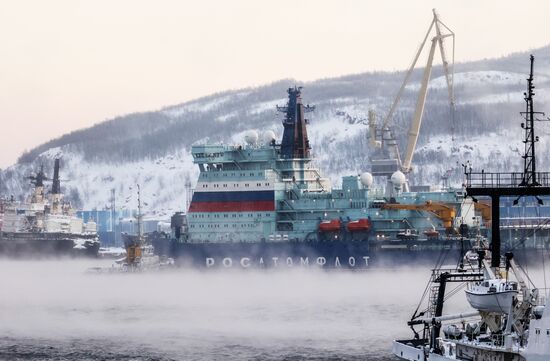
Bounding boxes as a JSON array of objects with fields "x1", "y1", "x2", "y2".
[{"x1": 160, "y1": 87, "x2": 479, "y2": 268}]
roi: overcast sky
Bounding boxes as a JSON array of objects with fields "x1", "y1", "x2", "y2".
[{"x1": 0, "y1": 0, "x2": 549, "y2": 168}]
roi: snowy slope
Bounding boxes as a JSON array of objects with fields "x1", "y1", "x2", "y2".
[{"x1": 2, "y1": 46, "x2": 550, "y2": 216}]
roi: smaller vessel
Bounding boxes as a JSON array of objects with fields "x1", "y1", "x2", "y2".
[
  {"x1": 465, "y1": 277, "x2": 518, "y2": 313},
  {"x1": 346, "y1": 218, "x2": 371, "y2": 232},
  {"x1": 423, "y1": 228, "x2": 439, "y2": 239},
  {"x1": 88, "y1": 185, "x2": 174, "y2": 273},
  {"x1": 318, "y1": 219, "x2": 341, "y2": 232}
]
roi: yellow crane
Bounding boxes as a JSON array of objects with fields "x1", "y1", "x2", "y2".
[
  {"x1": 382, "y1": 200, "x2": 456, "y2": 230},
  {"x1": 370, "y1": 9, "x2": 455, "y2": 185}
]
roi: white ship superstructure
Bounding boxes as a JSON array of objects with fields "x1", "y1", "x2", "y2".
[{"x1": 0, "y1": 159, "x2": 99, "y2": 256}]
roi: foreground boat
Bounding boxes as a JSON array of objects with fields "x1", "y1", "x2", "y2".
[{"x1": 393, "y1": 55, "x2": 550, "y2": 361}]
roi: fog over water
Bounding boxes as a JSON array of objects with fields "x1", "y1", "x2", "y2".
[{"x1": 0, "y1": 259, "x2": 547, "y2": 360}]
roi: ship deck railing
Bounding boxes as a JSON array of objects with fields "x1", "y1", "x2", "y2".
[
  {"x1": 430, "y1": 268, "x2": 483, "y2": 283},
  {"x1": 465, "y1": 171, "x2": 550, "y2": 189}
]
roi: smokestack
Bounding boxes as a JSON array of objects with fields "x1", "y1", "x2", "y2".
[{"x1": 52, "y1": 158, "x2": 61, "y2": 194}]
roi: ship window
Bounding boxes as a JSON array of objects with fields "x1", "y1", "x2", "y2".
[
  {"x1": 223, "y1": 184, "x2": 227, "y2": 187},
  {"x1": 547, "y1": 329, "x2": 550, "y2": 335},
  {"x1": 245, "y1": 184, "x2": 249, "y2": 187}
]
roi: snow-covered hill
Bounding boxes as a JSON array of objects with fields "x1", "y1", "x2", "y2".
[{"x1": 2, "y1": 46, "x2": 550, "y2": 216}]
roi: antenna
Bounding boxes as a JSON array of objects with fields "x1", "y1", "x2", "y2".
[
  {"x1": 137, "y1": 184, "x2": 142, "y2": 243},
  {"x1": 519, "y1": 55, "x2": 549, "y2": 187}
]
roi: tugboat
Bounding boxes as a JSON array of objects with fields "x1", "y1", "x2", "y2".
[
  {"x1": 393, "y1": 55, "x2": 550, "y2": 361},
  {"x1": 120, "y1": 185, "x2": 174, "y2": 271},
  {"x1": 0, "y1": 159, "x2": 99, "y2": 257}
]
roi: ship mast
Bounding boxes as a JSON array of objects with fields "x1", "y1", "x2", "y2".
[
  {"x1": 465, "y1": 55, "x2": 550, "y2": 268},
  {"x1": 277, "y1": 86, "x2": 314, "y2": 159},
  {"x1": 520, "y1": 55, "x2": 546, "y2": 186},
  {"x1": 137, "y1": 184, "x2": 143, "y2": 243}
]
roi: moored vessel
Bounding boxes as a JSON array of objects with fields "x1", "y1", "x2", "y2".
[
  {"x1": 161, "y1": 85, "x2": 477, "y2": 269},
  {"x1": 0, "y1": 159, "x2": 100, "y2": 257}
]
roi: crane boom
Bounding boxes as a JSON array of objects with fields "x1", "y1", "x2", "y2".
[
  {"x1": 377, "y1": 9, "x2": 455, "y2": 176},
  {"x1": 402, "y1": 38, "x2": 437, "y2": 172},
  {"x1": 382, "y1": 20, "x2": 435, "y2": 130},
  {"x1": 382, "y1": 200, "x2": 456, "y2": 229}
]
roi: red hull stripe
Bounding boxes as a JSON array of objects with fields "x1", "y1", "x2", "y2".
[{"x1": 189, "y1": 201, "x2": 275, "y2": 212}]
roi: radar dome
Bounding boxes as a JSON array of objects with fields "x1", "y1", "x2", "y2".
[
  {"x1": 244, "y1": 130, "x2": 259, "y2": 145},
  {"x1": 360, "y1": 172, "x2": 373, "y2": 187},
  {"x1": 391, "y1": 171, "x2": 406, "y2": 186},
  {"x1": 263, "y1": 130, "x2": 277, "y2": 144}
]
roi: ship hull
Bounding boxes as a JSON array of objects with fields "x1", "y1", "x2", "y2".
[
  {"x1": 0, "y1": 232, "x2": 100, "y2": 258},
  {"x1": 152, "y1": 238, "x2": 471, "y2": 269}
]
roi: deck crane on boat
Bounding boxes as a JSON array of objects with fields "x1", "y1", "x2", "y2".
[
  {"x1": 370, "y1": 9, "x2": 455, "y2": 192},
  {"x1": 381, "y1": 200, "x2": 456, "y2": 230}
]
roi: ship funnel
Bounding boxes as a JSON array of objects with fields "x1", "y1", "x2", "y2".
[
  {"x1": 277, "y1": 87, "x2": 314, "y2": 159},
  {"x1": 52, "y1": 158, "x2": 61, "y2": 194}
]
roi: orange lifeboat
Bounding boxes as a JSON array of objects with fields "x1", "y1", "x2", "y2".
[
  {"x1": 319, "y1": 219, "x2": 341, "y2": 232},
  {"x1": 347, "y1": 218, "x2": 371, "y2": 232},
  {"x1": 423, "y1": 229, "x2": 440, "y2": 238}
]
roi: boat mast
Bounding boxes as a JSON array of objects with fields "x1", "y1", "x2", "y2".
[
  {"x1": 137, "y1": 184, "x2": 142, "y2": 243},
  {"x1": 520, "y1": 55, "x2": 545, "y2": 186},
  {"x1": 465, "y1": 55, "x2": 550, "y2": 268}
]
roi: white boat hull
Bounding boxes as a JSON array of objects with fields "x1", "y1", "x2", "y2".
[{"x1": 465, "y1": 290, "x2": 517, "y2": 313}]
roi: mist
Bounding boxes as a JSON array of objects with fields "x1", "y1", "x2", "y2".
[{"x1": 1, "y1": 260, "x2": 547, "y2": 360}]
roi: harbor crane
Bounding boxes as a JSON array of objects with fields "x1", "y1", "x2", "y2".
[{"x1": 370, "y1": 9, "x2": 455, "y2": 190}]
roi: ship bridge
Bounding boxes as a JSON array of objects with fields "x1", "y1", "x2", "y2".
[{"x1": 192, "y1": 144, "x2": 279, "y2": 172}]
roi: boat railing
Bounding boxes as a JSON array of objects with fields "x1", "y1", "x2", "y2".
[
  {"x1": 431, "y1": 268, "x2": 483, "y2": 283},
  {"x1": 465, "y1": 171, "x2": 550, "y2": 188}
]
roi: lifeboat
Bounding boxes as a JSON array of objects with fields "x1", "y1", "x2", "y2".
[
  {"x1": 319, "y1": 219, "x2": 341, "y2": 232},
  {"x1": 423, "y1": 229, "x2": 439, "y2": 238},
  {"x1": 465, "y1": 279, "x2": 518, "y2": 313},
  {"x1": 347, "y1": 218, "x2": 371, "y2": 232}
]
